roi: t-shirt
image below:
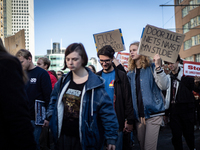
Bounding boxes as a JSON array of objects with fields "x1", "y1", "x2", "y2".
[
  {"x1": 61, "y1": 79, "x2": 85, "y2": 137},
  {"x1": 102, "y1": 69, "x2": 115, "y2": 103},
  {"x1": 25, "y1": 67, "x2": 52, "y2": 120},
  {"x1": 135, "y1": 68, "x2": 144, "y2": 117}
]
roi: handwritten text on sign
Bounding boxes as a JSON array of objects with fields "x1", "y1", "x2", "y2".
[
  {"x1": 138, "y1": 24, "x2": 185, "y2": 63},
  {"x1": 93, "y1": 29, "x2": 125, "y2": 52},
  {"x1": 183, "y1": 61, "x2": 200, "y2": 76}
]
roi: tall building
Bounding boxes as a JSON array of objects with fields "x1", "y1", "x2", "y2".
[
  {"x1": 174, "y1": 0, "x2": 200, "y2": 62},
  {"x1": 3, "y1": 0, "x2": 12, "y2": 38},
  {"x1": 3, "y1": 0, "x2": 34, "y2": 57},
  {"x1": 0, "y1": 0, "x2": 4, "y2": 40},
  {"x1": 35, "y1": 42, "x2": 68, "y2": 73}
]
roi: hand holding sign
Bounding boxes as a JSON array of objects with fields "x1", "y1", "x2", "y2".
[
  {"x1": 153, "y1": 54, "x2": 162, "y2": 68},
  {"x1": 138, "y1": 24, "x2": 185, "y2": 63}
]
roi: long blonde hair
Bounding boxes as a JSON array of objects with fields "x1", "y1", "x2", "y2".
[{"x1": 128, "y1": 42, "x2": 151, "y2": 71}]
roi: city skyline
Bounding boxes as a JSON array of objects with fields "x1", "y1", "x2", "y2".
[{"x1": 34, "y1": 0, "x2": 176, "y2": 59}]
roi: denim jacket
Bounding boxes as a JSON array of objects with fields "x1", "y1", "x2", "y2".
[
  {"x1": 127, "y1": 63, "x2": 169, "y2": 121},
  {"x1": 47, "y1": 68, "x2": 119, "y2": 150}
]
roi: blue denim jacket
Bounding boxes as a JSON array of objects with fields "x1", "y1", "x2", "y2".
[
  {"x1": 127, "y1": 63, "x2": 169, "y2": 121},
  {"x1": 47, "y1": 68, "x2": 119, "y2": 150}
]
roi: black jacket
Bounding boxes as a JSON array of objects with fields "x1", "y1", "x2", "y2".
[
  {"x1": 0, "y1": 51, "x2": 36, "y2": 150},
  {"x1": 96, "y1": 64, "x2": 134, "y2": 131}
]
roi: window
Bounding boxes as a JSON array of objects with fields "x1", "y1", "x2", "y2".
[
  {"x1": 182, "y1": 6, "x2": 189, "y2": 18},
  {"x1": 185, "y1": 56, "x2": 194, "y2": 61},
  {"x1": 190, "y1": 0, "x2": 197, "y2": 11},
  {"x1": 183, "y1": 22, "x2": 190, "y2": 33},
  {"x1": 191, "y1": 17, "x2": 197, "y2": 28},
  {"x1": 192, "y1": 35, "x2": 198, "y2": 46},
  {"x1": 196, "y1": 54, "x2": 200, "y2": 62},
  {"x1": 184, "y1": 39, "x2": 192, "y2": 50}
]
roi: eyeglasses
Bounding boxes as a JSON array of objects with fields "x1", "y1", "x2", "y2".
[
  {"x1": 98, "y1": 59, "x2": 111, "y2": 64},
  {"x1": 57, "y1": 74, "x2": 62, "y2": 76}
]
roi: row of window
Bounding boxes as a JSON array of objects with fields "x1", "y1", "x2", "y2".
[
  {"x1": 183, "y1": 15, "x2": 200, "y2": 33},
  {"x1": 12, "y1": 7, "x2": 28, "y2": 9},
  {"x1": 182, "y1": 0, "x2": 200, "y2": 18},
  {"x1": 13, "y1": 1, "x2": 28, "y2": 3},
  {"x1": 12, "y1": 4, "x2": 28, "y2": 6},
  {"x1": 184, "y1": 34, "x2": 200, "y2": 50},
  {"x1": 13, "y1": 16, "x2": 29, "y2": 18},
  {"x1": 12, "y1": 28, "x2": 29, "y2": 31},
  {"x1": 12, "y1": 26, "x2": 28, "y2": 28},
  {"x1": 12, "y1": 13, "x2": 29, "y2": 15},
  {"x1": 185, "y1": 54, "x2": 200, "y2": 62},
  {"x1": 12, "y1": 19, "x2": 29, "y2": 22},
  {"x1": 12, "y1": 10, "x2": 29, "y2": 12}
]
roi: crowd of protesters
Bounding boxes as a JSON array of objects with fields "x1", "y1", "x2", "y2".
[{"x1": 1, "y1": 38, "x2": 200, "y2": 150}]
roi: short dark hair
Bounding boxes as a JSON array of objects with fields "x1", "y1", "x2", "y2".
[
  {"x1": 38, "y1": 57, "x2": 51, "y2": 69},
  {"x1": 62, "y1": 43, "x2": 88, "y2": 70},
  {"x1": 16, "y1": 49, "x2": 32, "y2": 60},
  {"x1": 97, "y1": 45, "x2": 115, "y2": 59}
]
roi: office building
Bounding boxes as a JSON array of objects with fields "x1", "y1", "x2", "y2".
[
  {"x1": 0, "y1": 0, "x2": 4, "y2": 40},
  {"x1": 174, "y1": 0, "x2": 200, "y2": 62},
  {"x1": 3, "y1": 0, "x2": 34, "y2": 57}
]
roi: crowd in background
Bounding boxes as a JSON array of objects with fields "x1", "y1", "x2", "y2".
[{"x1": 1, "y1": 38, "x2": 200, "y2": 150}]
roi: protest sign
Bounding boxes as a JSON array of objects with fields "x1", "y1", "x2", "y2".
[
  {"x1": 4, "y1": 29, "x2": 25, "y2": 55},
  {"x1": 35, "y1": 100, "x2": 46, "y2": 125},
  {"x1": 183, "y1": 61, "x2": 200, "y2": 76},
  {"x1": 138, "y1": 24, "x2": 185, "y2": 63},
  {"x1": 93, "y1": 29, "x2": 125, "y2": 52},
  {"x1": 116, "y1": 52, "x2": 129, "y2": 71}
]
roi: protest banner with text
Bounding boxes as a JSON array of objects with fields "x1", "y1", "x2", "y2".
[
  {"x1": 93, "y1": 29, "x2": 125, "y2": 52},
  {"x1": 138, "y1": 24, "x2": 185, "y2": 63},
  {"x1": 183, "y1": 61, "x2": 200, "y2": 76},
  {"x1": 116, "y1": 52, "x2": 129, "y2": 71}
]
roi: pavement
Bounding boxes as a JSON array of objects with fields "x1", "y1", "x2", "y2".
[{"x1": 132, "y1": 125, "x2": 200, "y2": 150}]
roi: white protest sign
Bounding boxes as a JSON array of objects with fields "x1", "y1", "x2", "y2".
[
  {"x1": 93, "y1": 29, "x2": 125, "y2": 52},
  {"x1": 116, "y1": 52, "x2": 129, "y2": 71},
  {"x1": 183, "y1": 61, "x2": 200, "y2": 76},
  {"x1": 138, "y1": 24, "x2": 185, "y2": 63}
]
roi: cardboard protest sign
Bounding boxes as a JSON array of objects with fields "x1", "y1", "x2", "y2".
[
  {"x1": 4, "y1": 29, "x2": 25, "y2": 55},
  {"x1": 138, "y1": 24, "x2": 185, "y2": 63},
  {"x1": 183, "y1": 61, "x2": 200, "y2": 76},
  {"x1": 116, "y1": 52, "x2": 129, "y2": 71},
  {"x1": 93, "y1": 29, "x2": 125, "y2": 52}
]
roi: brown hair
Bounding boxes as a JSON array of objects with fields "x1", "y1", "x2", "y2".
[
  {"x1": 15, "y1": 49, "x2": 32, "y2": 60},
  {"x1": 62, "y1": 43, "x2": 88, "y2": 70},
  {"x1": 38, "y1": 57, "x2": 51, "y2": 69},
  {"x1": 128, "y1": 42, "x2": 151, "y2": 71}
]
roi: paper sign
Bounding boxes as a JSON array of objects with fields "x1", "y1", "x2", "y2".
[
  {"x1": 4, "y1": 29, "x2": 25, "y2": 55},
  {"x1": 138, "y1": 24, "x2": 185, "y2": 63},
  {"x1": 93, "y1": 29, "x2": 125, "y2": 52},
  {"x1": 183, "y1": 61, "x2": 200, "y2": 76},
  {"x1": 116, "y1": 52, "x2": 129, "y2": 71},
  {"x1": 35, "y1": 100, "x2": 46, "y2": 125}
]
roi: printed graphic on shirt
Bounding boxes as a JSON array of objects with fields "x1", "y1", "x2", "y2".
[
  {"x1": 30, "y1": 78, "x2": 37, "y2": 84},
  {"x1": 109, "y1": 80, "x2": 114, "y2": 88},
  {"x1": 62, "y1": 88, "x2": 81, "y2": 119}
]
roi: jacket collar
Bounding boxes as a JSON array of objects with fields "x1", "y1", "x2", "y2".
[{"x1": 62, "y1": 67, "x2": 105, "y2": 91}]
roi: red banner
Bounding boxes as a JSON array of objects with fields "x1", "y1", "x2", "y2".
[{"x1": 183, "y1": 61, "x2": 200, "y2": 76}]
